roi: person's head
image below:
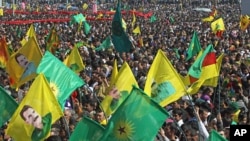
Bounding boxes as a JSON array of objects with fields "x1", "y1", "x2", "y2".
[
  {"x1": 20, "y1": 105, "x2": 43, "y2": 129},
  {"x1": 95, "y1": 109, "x2": 105, "y2": 124},
  {"x1": 15, "y1": 53, "x2": 29, "y2": 68},
  {"x1": 172, "y1": 108, "x2": 183, "y2": 122}
]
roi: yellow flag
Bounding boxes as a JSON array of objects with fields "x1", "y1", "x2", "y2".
[
  {"x1": 6, "y1": 37, "x2": 42, "y2": 88},
  {"x1": 211, "y1": 18, "x2": 225, "y2": 34},
  {"x1": 82, "y1": 3, "x2": 88, "y2": 10},
  {"x1": 122, "y1": 18, "x2": 127, "y2": 31},
  {"x1": 202, "y1": 16, "x2": 214, "y2": 22},
  {"x1": 105, "y1": 59, "x2": 118, "y2": 95},
  {"x1": 96, "y1": 13, "x2": 103, "y2": 19},
  {"x1": 100, "y1": 61, "x2": 138, "y2": 116},
  {"x1": 132, "y1": 12, "x2": 136, "y2": 28},
  {"x1": 240, "y1": 15, "x2": 249, "y2": 31},
  {"x1": 144, "y1": 49, "x2": 186, "y2": 107},
  {"x1": 133, "y1": 25, "x2": 141, "y2": 34},
  {"x1": 6, "y1": 74, "x2": 63, "y2": 141},
  {"x1": 63, "y1": 45, "x2": 85, "y2": 73},
  {"x1": 0, "y1": 8, "x2": 3, "y2": 16},
  {"x1": 21, "y1": 24, "x2": 37, "y2": 46}
]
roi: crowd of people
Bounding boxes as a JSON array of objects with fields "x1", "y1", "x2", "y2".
[{"x1": 0, "y1": 0, "x2": 249, "y2": 140}]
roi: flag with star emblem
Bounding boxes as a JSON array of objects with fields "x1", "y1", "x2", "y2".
[
  {"x1": 69, "y1": 116, "x2": 104, "y2": 141},
  {"x1": 0, "y1": 86, "x2": 18, "y2": 127},
  {"x1": 101, "y1": 86, "x2": 169, "y2": 141},
  {"x1": 186, "y1": 31, "x2": 201, "y2": 61},
  {"x1": 36, "y1": 51, "x2": 85, "y2": 109}
]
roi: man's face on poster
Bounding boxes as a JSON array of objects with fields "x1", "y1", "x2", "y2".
[
  {"x1": 16, "y1": 54, "x2": 29, "y2": 68},
  {"x1": 22, "y1": 107, "x2": 43, "y2": 129}
]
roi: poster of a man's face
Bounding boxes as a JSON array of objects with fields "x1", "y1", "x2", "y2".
[
  {"x1": 15, "y1": 53, "x2": 29, "y2": 69},
  {"x1": 20, "y1": 105, "x2": 43, "y2": 129}
]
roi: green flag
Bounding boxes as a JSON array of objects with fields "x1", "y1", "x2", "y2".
[
  {"x1": 69, "y1": 116, "x2": 104, "y2": 141},
  {"x1": 70, "y1": 13, "x2": 86, "y2": 25},
  {"x1": 83, "y1": 21, "x2": 91, "y2": 35},
  {"x1": 150, "y1": 15, "x2": 157, "y2": 23},
  {"x1": 36, "y1": 51, "x2": 85, "y2": 109},
  {"x1": 186, "y1": 31, "x2": 201, "y2": 61},
  {"x1": 0, "y1": 86, "x2": 18, "y2": 127},
  {"x1": 101, "y1": 86, "x2": 169, "y2": 141},
  {"x1": 95, "y1": 36, "x2": 111, "y2": 51},
  {"x1": 208, "y1": 130, "x2": 228, "y2": 141},
  {"x1": 111, "y1": 0, "x2": 133, "y2": 53}
]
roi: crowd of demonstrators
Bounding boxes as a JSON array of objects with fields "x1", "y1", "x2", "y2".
[{"x1": 0, "y1": 0, "x2": 249, "y2": 140}]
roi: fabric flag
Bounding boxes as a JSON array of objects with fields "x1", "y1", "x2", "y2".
[
  {"x1": 100, "y1": 62, "x2": 138, "y2": 117},
  {"x1": 144, "y1": 49, "x2": 186, "y2": 107},
  {"x1": 107, "y1": 59, "x2": 118, "y2": 94},
  {"x1": 83, "y1": 21, "x2": 91, "y2": 35},
  {"x1": 211, "y1": 18, "x2": 225, "y2": 38},
  {"x1": 202, "y1": 16, "x2": 214, "y2": 22},
  {"x1": 95, "y1": 36, "x2": 112, "y2": 51},
  {"x1": 63, "y1": 45, "x2": 85, "y2": 73},
  {"x1": 0, "y1": 37, "x2": 10, "y2": 68},
  {"x1": 186, "y1": 44, "x2": 217, "y2": 94},
  {"x1": 0, "y1": 86, "x2": 18, "y2": 127},
  {"x1": 6, "y1": 37, "x2": 42, "y2": 88},
  {"x1": 132, "y1": 12, "x2": 136, "y2": 28},
  {"x1": 82, "y1": 3, "x2": 88, "y2": 10},
  {"x1": 69, "y1": 116, "x2": 104, "y2": 141},
  {"x1": 96, "y1": 13, "x2": 103, "y2": 19},
  {"x1": 186, "y1": 31, "x2": 201, "y2": 61},
  {"x1": 0, "y1": 8, "x2": 3, "y2": 16},
  {"x1": 122, "y1": 18, "x2": 127, "y2": 31},
  {"x1": 169, "y1": 16, "x2": 174, "y2": 24},
  {"x1": 70, "y1": 13, "x2": 86, "y2": 25},
  {"x1": 111, "y1": 0, "x2": 133, "y2": 53},
  {"x1": 46, "y1": 27, "x2": 60, "y2": 54},
  {"x1": 240, "y1": 15, "x2": 249, "y2": 31},
  {"x1": 203, "y1": 53, "x2": 224, "y2": 87},
  {"x1": 37, "y1": 51, "x2": 85, "y2": 109},
  {"x1": 133, "y1": 26, "x2": 141, "y2": 35},
  {"x1": 208, "y1": 130, "x2": 228, "y2": 141},
  {"x1": 185, "y1": 44, "x2": 215, "y2": 85},
  {"x1": 6, "y1": 74, "x2": 63, "y2": 141},
  {"x1": 100, "y1": 86, "x2": 169, "y2": 141},
  {"x1": 21, "y1": 24, "x2": 37, "y2": 46},
  {"x1": 150, "y1": 15, "x2": 157, "y2": 23}
]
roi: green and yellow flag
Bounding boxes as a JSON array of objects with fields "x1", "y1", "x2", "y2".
[
  {"x1": 64, "y1": 45, "x2": 85, "y2": 73},
  {"x1": 37, "y1": 51, "x2": 85, "y2": 109},
  {"x1": 0, "y1": 86, "x2": 18, "y2": 127},
  {"x1": 6, "y1": 37, "x2": 42, "y2": 88},
  {"x1": 101, "y1": 61, "x2": 138, "y2": 117},
  {"x1": 101, "y1": 86, "x2": 169, "y2": 141},
  {"x1": 144, "y1": 49, "x2": 186, "y2": 107},
  {"x1": 6, "y1": 74, "x2": 63, "y2": 141},
  {"x1": 69, "y1": 116, "x2": 104, "y2": 141},
  {"x1": 186, "y1": 31, "x2": 201, "y2": 61}
]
